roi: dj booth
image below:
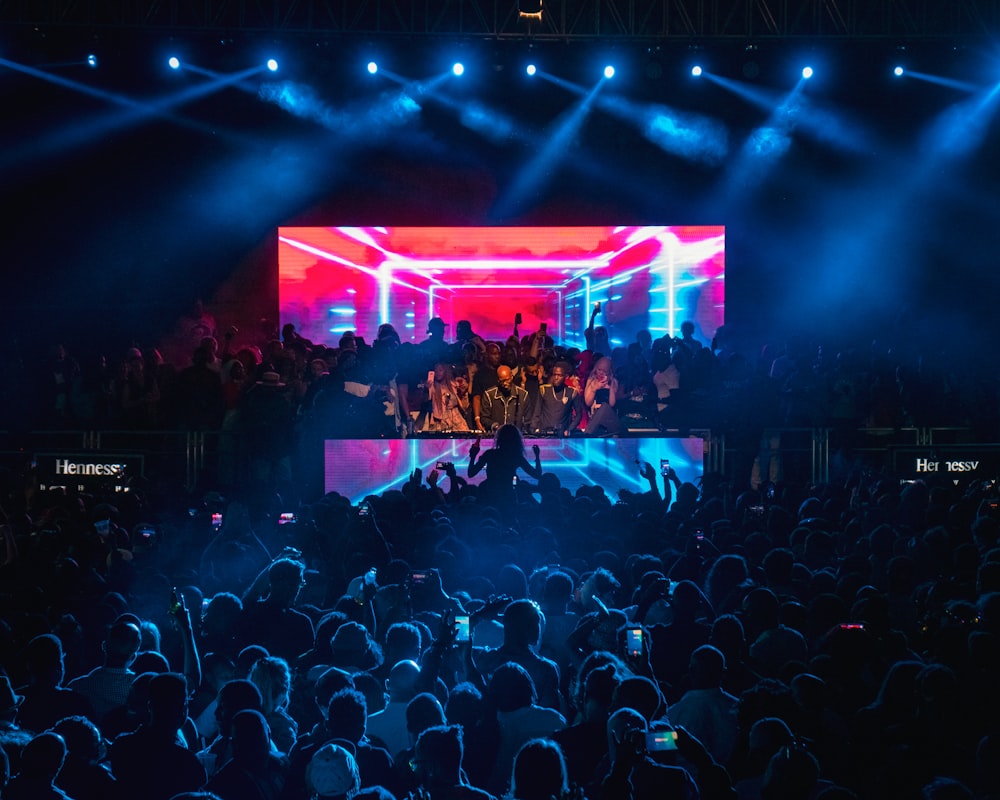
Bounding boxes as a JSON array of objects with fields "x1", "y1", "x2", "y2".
[{"x1": 324, "y1": 433, "x2": 708, "y2": 504}]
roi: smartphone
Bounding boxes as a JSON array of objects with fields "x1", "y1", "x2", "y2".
[
  {"x1": 515, "y1": 313, "x2": 523, "y2": 325},
  {"x1": 427, "y1": 370, "x2": 435, "y2": 384},
  {"x1": 626, "y1": 628, "x2": 643, "y2": 657},
  {"x1": 136, "y1": 524, "x2": 156, "y2": 540},
  {"x1": 455, "y1": 614, "x2": 471, "y2": 642},
  {"x1": 646, "y1": 730, "x2": 678, "y2": 751},
  {"x1": 436, "y1": 461, "x2": 451, "y2": 471},
  {"x1": 410, "y1": 571, "x2": 428, "y2": 585},
  {"x1": 539, "y1": 322, "x2": 547, "y2": 333},
  {"x1": 660, "y1": 458, "x2": 670, "y2": 476},
  {"x1": 357, "y1": 502, "x2": 370, "y2": 517},
  {"x1": 839, "y1": 623, "x2": 866, "y2": 631},
  {"x1": 279, "y1": 512, "x2": 297, "y2": 525},
  {"x1": 94, "y1": 518, "x2": 111, "y2": 536},
  {"x1": 211, "y1": 512, "x2": 223, "y2": 528}
]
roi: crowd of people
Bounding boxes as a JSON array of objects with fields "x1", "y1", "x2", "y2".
[
  {"x1": 22, "y1": 305, "x2": 999, "y2": 495},
  {"x1": 0, "y1": 308, "x2": 998, "y2": 800}
]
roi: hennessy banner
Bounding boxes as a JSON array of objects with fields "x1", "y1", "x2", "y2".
[{"x1": 34, "y1": 453, "x2": 144, "y2": 493}]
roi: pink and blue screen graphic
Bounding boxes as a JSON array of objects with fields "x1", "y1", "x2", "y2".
[
  {"x1": 324, "y1": 435, "x2": 705, "y2": 505},
  {"x1": 278, "y1": 226, "x2": 725, "y2": 348}
]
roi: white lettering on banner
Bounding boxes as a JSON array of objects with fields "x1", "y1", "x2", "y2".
[
  {"x1": 914, "y1": 459, "x2": 980, "y2": 473},
  {"x1": 54, "y1": 460, "x2": 125, "y2": 476}
]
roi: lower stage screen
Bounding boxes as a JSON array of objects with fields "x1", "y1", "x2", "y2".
[{"x1": 324, "y1": 435, "x2": 705, "y2": 504}]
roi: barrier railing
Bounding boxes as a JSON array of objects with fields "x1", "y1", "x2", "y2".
[{"x1": 0, "y1": 426, "x2": 988, "y2": 495}]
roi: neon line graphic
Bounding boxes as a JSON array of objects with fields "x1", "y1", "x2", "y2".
[{"x1": 281, "y1": 226, "x2": 724, "y2": 347}]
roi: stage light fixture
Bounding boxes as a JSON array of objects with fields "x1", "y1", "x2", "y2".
[
  {"x1": 86, "y1": 54, "x2": 98, "y2": 68},
  {"x1": 893, "y1": 65, "x2": 905, "y2": 77},
  {"x1": 518, "y1": 0, "x2": 543, "y2": 21},
  {"x1": 802, "y1": 66, "x2": 814, "y2": 79},
  {"x1": 266, "y1": 58, "x2": 279, "y2": 72},
  {"x1": 604, "y1": 65, "x2": 615, "y2": 79},
  {"x1": 691, "y1": 65, "x2": 703, "y2": 77},
  {"x1": 453, "y1": 62, "x2": 465, "y2": 76},
  {"x1": 526, "y1": 64, "x2": 537, "y2": 76},
  {"x1": 367, "y1": 61, "x2": 378, "y2": 75},
  {"x1": 168, "y1": 56, "x2": 180, "y2": 70}
]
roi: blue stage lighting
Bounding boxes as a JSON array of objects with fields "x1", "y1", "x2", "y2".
[
  {"x1": 604, "y1": 65, "x2": 615, "y2": 79},
  {"x1": 802, "y1": 66, "x2": 814, "y2": 79},
  {"x1": 453, "y1": 62, "x2": 464, "y2": 76},
  {"x1": 86, "y1": 54, "x2": 98, "y2": 69},
  {"x1": 266, "y1": 59, "x2": 279, "y2": 72},
  {"x1": 367, "y1": 61, "x2": 378, "y2": 75},
  {"x1": 691, "y1": 65, "x2": 703, "y2": 77},
  {"x1": 526, "y1": 64, "x2": 537, "y2": 76},
  {"x1": 168, "y1": 56, "x2": 180, "y2": 70},
  {"x1": 893, "y1": 65, "x2": 905, "y2": 77}
]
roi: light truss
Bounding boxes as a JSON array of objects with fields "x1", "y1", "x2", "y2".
[{"x1": 1, "y1": 0, "x2": 998, "y2": 40}]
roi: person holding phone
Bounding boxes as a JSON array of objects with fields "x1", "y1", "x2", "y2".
[
  {"x1": 600, "y1": 708, "x2": 700, "y2": 800},
  {"x1": 427, "y1": 362, "x2": 470, "y2": 432},
  {"x1": 583, "y1": 356, "x2": 622, "y2": 436}
]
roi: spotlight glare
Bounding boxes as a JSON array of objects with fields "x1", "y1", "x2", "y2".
[
  {"x1": 367, "y1": 61, "x2": 378, "y2": 75},
  {"x1": 526, "y1": 64, "x2": 537, "y2": 76},
  {"x1": 802, "y1": 66, "x2": 814, "y2": 79},
  {"x1": 168, "y1": 56, "x2": 180, "y2": 70},
  {"x1": 691, "y1": 65, "x2": 703, "y2": 77},
  {"x1": 452, "y1": 62, "x2": 464, "y2": 76},
  {"x1": 86, "y1": 54, "x2": 98, "y2": 69},
  {"x1": 604, "y1": 65, "x2": 615, "y2": 79},
  {"x1": 266, "y1": 58, "x2": 279, "y2": 72},
  {"x1": 893, "y1": 65, "x2": 905, "y2": 77}
]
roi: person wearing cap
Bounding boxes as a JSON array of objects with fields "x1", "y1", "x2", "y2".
[
  {"x1": 419, "y1": 318, "x2": 450, "y2": 365},
  {"x1": 240, "y1": 364, "x2": 295, "y2": 491},
  {"x1": 306, "y1": 742, "x2": 360, "y2": 799}
]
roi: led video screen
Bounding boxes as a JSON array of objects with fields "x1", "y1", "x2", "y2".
[
  {"x1": 324, "y1": 435, "x2": 705, "y2": 505},
  {"x1": 279, "y1": 226, "x2": 724, "y2": 349}
]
